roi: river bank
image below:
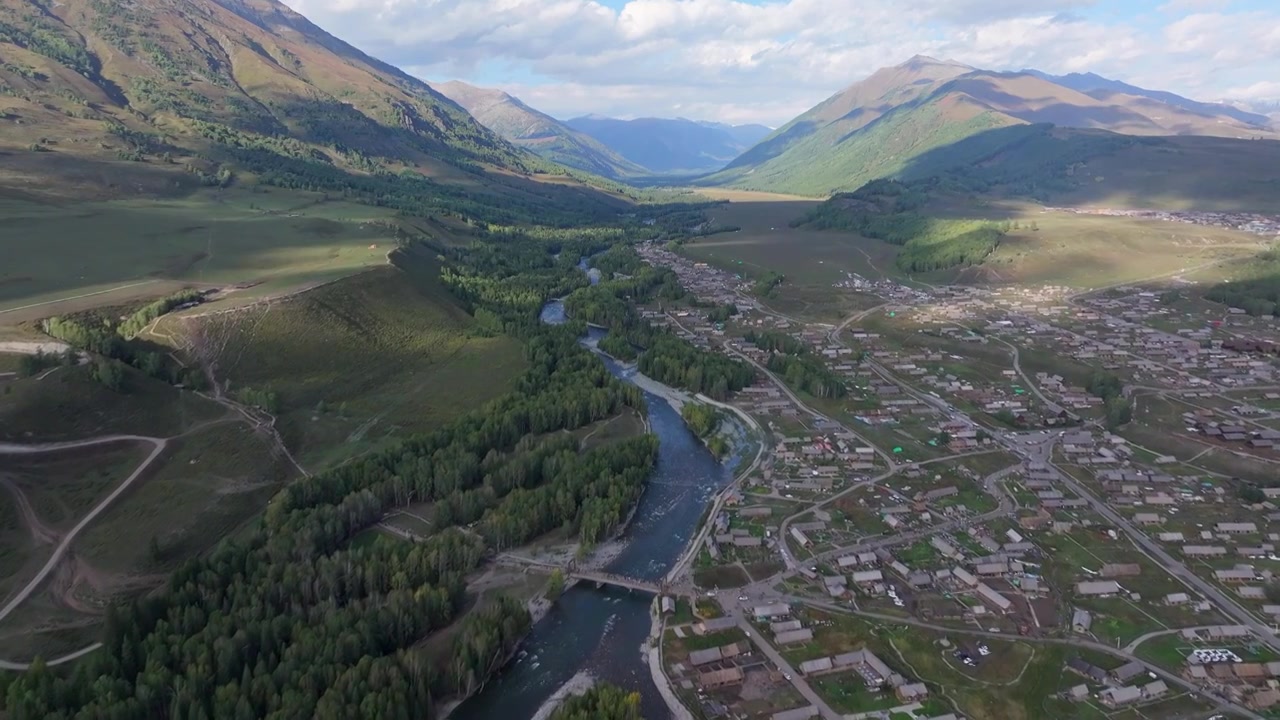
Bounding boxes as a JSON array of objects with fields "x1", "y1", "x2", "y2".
[{"x1": 452, "y1": 300, "x2": 735, "y2": 720}]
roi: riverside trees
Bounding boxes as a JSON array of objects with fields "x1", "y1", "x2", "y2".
[{"x1": 2, "y1": 227, "x2": 662, "y2": 720}]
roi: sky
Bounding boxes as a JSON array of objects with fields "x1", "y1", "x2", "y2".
[{"x1": 283, "y1": 0, "x2": 1280, "y2": 126}]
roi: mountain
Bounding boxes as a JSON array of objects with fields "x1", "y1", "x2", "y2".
[
  {"x1": 1026, "y1": 70, "x2": 1275, "y2": 129},
  {"x1": 696, "y1": 121, "x2": 773, "y2": 148},
  {"x1": 564, "y1": 116, "x2": 767, "y2": 174},
  {"x1": 709, "y1": 55, "x2": 1279, "y2": 197},
  {"x1": 428, "y1": 80, "x2": 645, "y2": 178},
  {"x1": 0, "y1": 0, "x2": 619, "y2": 206}
]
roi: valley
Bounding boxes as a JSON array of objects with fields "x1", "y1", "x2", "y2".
[{"x1": 1, "y1": 0, "x2": 1280, "y2": 719}]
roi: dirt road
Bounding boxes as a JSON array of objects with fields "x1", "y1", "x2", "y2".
[{"x1": 0, "y1": 435, "x2": 166, "y2": 626}]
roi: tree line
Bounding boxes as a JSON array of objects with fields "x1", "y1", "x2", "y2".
[
  {"x1": 796, "y1": 178, "x2": 1004, "y2": 272},
  {"x1": 2, "y1": 224, "x2": 678, "y2": 719},
  {"x1": 744, "y1": 330, "x2": 847, "y2": 399}
]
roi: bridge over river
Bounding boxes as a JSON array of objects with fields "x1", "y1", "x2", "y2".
[{"x1": 497, "y1": 554, "x2": 668, "y2": 594}]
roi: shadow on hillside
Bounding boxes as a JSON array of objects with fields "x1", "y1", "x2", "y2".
[{"x1": 896, "y1": 123, "x2": 1280, "y2": 212}]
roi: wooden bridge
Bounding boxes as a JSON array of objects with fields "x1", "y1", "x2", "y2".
[{"x1": 497, "y1": 554, "x2": 664, "y2": 594}]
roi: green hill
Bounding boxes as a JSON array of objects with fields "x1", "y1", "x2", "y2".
[
  {"x1": 430, "y1": 80, "x2": 646, "y2": 179},
  {"x1": 0, "y1": 0, "x2": 621, "y2": 206},
  {"x1": 707, "y1": 56, "x2": 1280, "y2": 205}
]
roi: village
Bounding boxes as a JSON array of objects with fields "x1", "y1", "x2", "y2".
[{"x1": 632, "y1": 240, "x2": 1280, "y2": 720}]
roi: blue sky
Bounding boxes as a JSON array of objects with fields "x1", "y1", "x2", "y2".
[{"x1": 286, "y1": 0, "x2": 1280, "y2": 125}]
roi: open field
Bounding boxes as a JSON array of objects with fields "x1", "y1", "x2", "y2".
[
  {"x1": 679, "y1": 197, "x2": 1267, "y2": 305},
  {"x1": 170, "y1": 251, "x2": 526, "y2": 468},
  {"x1": 689, "y1": 199, "x2": 900, "y2": 284},
  {"x1": 75, "y1": 423, "x2": 293, "y2": 580},
  {"x1": 954, "y1": 205, "x2": 1267, "y2": 289},
  {"x1": 4, "y1": 443, "x2": 154, "y2": 534},
  {"x1": 0, "y1": 189, "x2": 403, "y2": 323},
  {"x1": 0, "y1": 364, "x2": 227, "y2": 442}
]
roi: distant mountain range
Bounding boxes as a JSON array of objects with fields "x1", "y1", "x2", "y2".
[
  {"x1": 428, "y1": 81, "x2": 646, "y2": 179},
  {"x1": 426, "y1": 81, "x2": 772, "y2": 176},
  {"x1": 707, "y1": 55, "x2": 1277, "y2": 196},
  {"x1": 563, "y1": 116, "x2": 772, "y2": 175}
]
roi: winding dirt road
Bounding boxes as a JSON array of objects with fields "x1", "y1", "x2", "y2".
[{"x1": 0, "y1": 430, "x2": 167, "y2": 666}]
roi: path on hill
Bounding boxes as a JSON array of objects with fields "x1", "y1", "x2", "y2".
[
  {"x1": 0, "y1": 477, "x2": 60, "y2": 546},
  {"x1": 0, "y1": 282, "x2": 160, "y2": 317},
  {"x1": 0, "y1": 436, "x2": 166, "y2": 627}
]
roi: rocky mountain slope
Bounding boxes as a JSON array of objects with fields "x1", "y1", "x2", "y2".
[
  {"x1": 0, "y1": 0, "x2": 603, "y2": 202},
  {"x1": 428, "y1": 80, "x2": 645, "y2": 179}
]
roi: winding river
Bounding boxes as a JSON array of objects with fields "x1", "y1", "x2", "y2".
[{"x1": 451, "y1": 286, "x2": 740, "y2": 719}]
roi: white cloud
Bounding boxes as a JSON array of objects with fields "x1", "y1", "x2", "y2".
[{"x1": 284, "y1": 0, "x2": 1280, "y2": 125}]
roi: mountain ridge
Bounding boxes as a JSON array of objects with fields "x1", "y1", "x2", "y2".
[
  {"x1": 0, "y1": 0, "x2": 628, "y2": 207},
  {"x1": 564, "y1": 115, "x2": 772, "y2": 174},
  {"x1": 427, "y1": 79, "x2": 646, "y2": 178},
  {"x1": 707, "y1": 56, "x2": 1279, "y2": 198}
]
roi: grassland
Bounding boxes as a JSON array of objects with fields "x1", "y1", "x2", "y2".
[
  {"x1": 959, "y1": 205, "x2": 1268, "y2": 288},
  {"x1": 169, "y1": 251, "x2": 526, "y2": 468},
  {"x1": 75, "y1": 423, "x2": 294, "y2": 580},
  {"x1": 0, "y1": 363, "x2": 227, "y2": 441},
  {"x1": 0, "y1": 189, "x2": 404, "y2": 322}
]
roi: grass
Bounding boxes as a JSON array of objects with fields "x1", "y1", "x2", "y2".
[
  {"x1": 0, "y1": 363, "x2": 227, "y2": 442},
  {"x1": 174, "y1": 250, "x2": 526, "y2": 468},
  {"x1": 4, "y1": 442, "x2": 154, "y2": 532},
  {"x1": 0, "y1": 190, "x2": 402, "y2": 321},
  {"x1": 811, "y1": 675, "x2": 901, "y2": 714},
  {"x1": 76, "y1": 422, "x2": 294, "y2": 580},
  {"x1": 965, "y1": 204, "x2": 1265, "y2": 289},
  {"x1": 693, "y1": 565, "x2": 751, "y2": 589}
]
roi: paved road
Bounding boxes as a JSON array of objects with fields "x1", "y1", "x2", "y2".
[
  {"x1": 0, "y1": 435, "x2": 166, "y2": 625},
  {"x1": 1040, "y1": 445, "x2": 1280, "y2": 652},
  {"x1": 668, "y1": 394, "x2": 768, "y2": 582},
  {"x1": 0, "y1": 642, "x2": 104, "y2": 671},
  {"x1": 735, "y1": 618, "x2": 841, "y2": 720}
]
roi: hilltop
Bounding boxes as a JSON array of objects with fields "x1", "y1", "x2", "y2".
[
  {"x1": 707, "y1": 55, "x2": 1279, "y2": 201},
  {"x1": 0, "y1": 0, "x2": 618, "y2": 202},
  {"x1": 565, "y1": 115, "x2": 772, "y2": 174},
  {"x1": 428, "y1": 80, "x2": 646, "y2": 179}
]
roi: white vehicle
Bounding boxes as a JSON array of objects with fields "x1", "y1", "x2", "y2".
[{"x1": 978, "y1": 645, "x2": 991, "y2": 656}]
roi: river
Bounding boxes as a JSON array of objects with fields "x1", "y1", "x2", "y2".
[{"x1": 451, "y1": 286, "x2": 739, "y2": 719}]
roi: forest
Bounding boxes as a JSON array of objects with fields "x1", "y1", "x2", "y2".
[
  {"x1": 745, "y1": 330, "x2": 848, "y2": 399},
  {"x1": 795, "y1": 178, "x2": 1005, "y2": 272},
  {"x1": 637, "y1": 334, "x2": 755, "y2": 401},
  {"x1": 1, "y1": 224, "x2": 671, "y2": 720}
]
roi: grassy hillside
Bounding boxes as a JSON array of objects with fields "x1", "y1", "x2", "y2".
[
  {"x1": 709, "y1": 56, "x2": 1279, "y2": 206},
  {"x1": 168, "y1": 245, "x2": 527, "y2": 467},
  {"x1": 430, "y1": 80, "x2": 646, "y2": 179},
  {"x1": 712, "y1": 93, "x2": 1016, "y2": 197},
  {"x1": 0, "y1": 0, "x2": 645, "y2": 216}
]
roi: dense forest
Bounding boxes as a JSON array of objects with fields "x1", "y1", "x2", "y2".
[
  {"x1": 744, "y1": 330, "x2": 847, "y2": 399},
  {"x1": 2, "y1": 224, "x2": 671, "y2": 719},
  {"x1": 550, "y1": 683, "x2": 645, "y2": 720},
  {"x1": 638, "y1": 334, "x2": 755, "y2": 400},
  {"x1": 795, "y1": 179, "x2": 1005, "y2": 272}
]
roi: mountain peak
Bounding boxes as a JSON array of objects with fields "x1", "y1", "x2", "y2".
[{"x1": 900, "y1": 55, "x2": 970, "y2": 70}]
